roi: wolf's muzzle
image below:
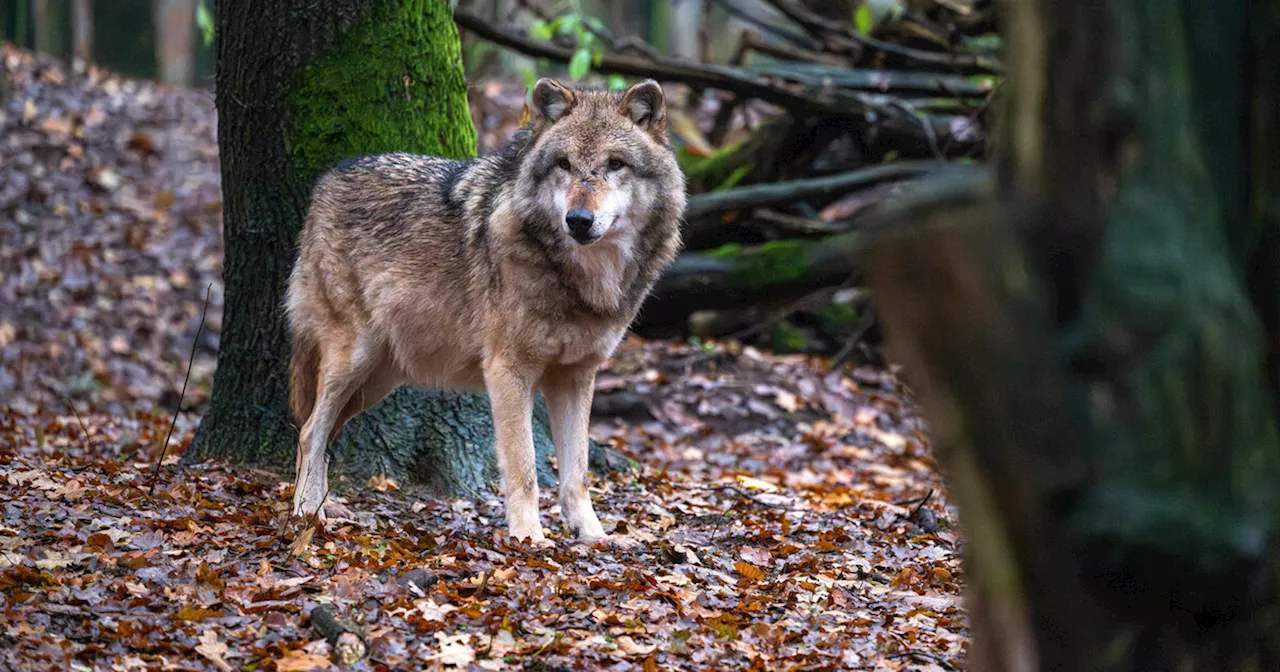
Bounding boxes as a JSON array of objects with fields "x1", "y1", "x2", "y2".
[{"x1": 566, "y1": 208, "x2": 598, "y2": 244}]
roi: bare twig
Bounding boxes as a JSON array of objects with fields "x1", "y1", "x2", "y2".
[
  {"x1": 59, "y1": 393, "x2": 90, "y2": 441},
  {"x1": 830, "y1": 301, "x2": 879, "y2": 369},
  {"x1": 684, "y1": 160, "x2": 938, "y2": 221},
  {"x1": 149, "y1": 283, "x2": 212, "y2": 497},
  {"x1": 909, "y1": 488, "x2": 935, "y2": 519},
  {"x1": 740, "y1": 29, "x2": 848, "y2": 67},
  {"x1": 708, "y1": 0, "x2": 819, "y2": 49}
]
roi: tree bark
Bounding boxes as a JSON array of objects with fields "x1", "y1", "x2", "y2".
[
  {"x1": 152, "y1": 0, "x2": 195, "y2": 85},
  {"x1": 71, "y1": 0, "x2": 91, "y2": 64},
  {"x1": 31, "y1": 0, "x2": 66, "y2": 57},
  {"x1": 185, "y1": 0, "x2": 615, "y2": 499},
  {"x1": 862, "y1": 0, "x2": 1280, "y2": 669}
]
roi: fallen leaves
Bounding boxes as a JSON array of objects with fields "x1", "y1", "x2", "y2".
[
  {"x1": 274, "y1": 649, "x2": 332, "y2": 672},
  {"x1": 195, "y1": 630, "x2": 234, "y2": 672},
  {"x1": 0, "y1": 44, "x2": 968, "y2": 672}
]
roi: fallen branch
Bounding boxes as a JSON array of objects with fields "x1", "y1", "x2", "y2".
[
  {"x1": 740, "y1": 29, "x2": 848, "y2": 67},
  {"x1": 309, "y1": 604, "x2": 366, "y2": 667},
  {"x1": 762, "y1": 0, "x2": 1004, "y2": 74},
  {"x1": 748, "y1": 62, "x2": 995, "y2": 97},
  {"x1": 455, "y1": 11, "x2": 985, "y2": 156},
  {"x1": 636, "y1": 232, "x2": 864, "y2": 335},
  {"x1": 684, "y1": 160, "x2": 939, "y2": 221},
  {"x1": 708, "y1": 0, "x2": 821, "y2": 50}
]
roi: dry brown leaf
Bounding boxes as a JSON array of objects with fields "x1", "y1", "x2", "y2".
[
  {"x1": 433, "y1": 632, "x2": 476, "y2": 667},
  {"x1": 734, "y1": 561, "x2": 765, "y2": 580},
  {"x1": 274, "y1": 648, "x2": 332, "y2": 672},
  {"x1": 368, "y1": 474, "x2": 399, "y2": 492},
  {"x1": 195, "y1": 630, "x2": 233, "y2": 672}
]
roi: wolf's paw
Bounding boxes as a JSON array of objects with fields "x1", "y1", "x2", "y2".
[
  {"x1": 510, "y1": 535, "x2": 555, "y2": 551},
  {"x1": 581, "y1": 533, "x2": 640, "y2": 550},
  {"x1": 320, "y1": 499, "x2": 355, "y2": 521},
  {"x1": 506, "y1": 526, "x2": 554, "y2": 550},
  {"x1": 292, "y1": 495, "x2": 353, "y2": 523}
]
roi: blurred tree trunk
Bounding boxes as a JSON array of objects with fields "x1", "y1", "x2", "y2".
[
  {"x1": 863, "y1": 0, "x2": 1280, "y2": 669},
  {"x1": 186, "y1": 0, "x2": 614, "y2": 500},
  {"x1": 71, "y1": 0, "x2": 90, "y2": 63},
  {"x1": 152, "y1": 0, "x2": 195, "y2": 85},
  {"x1": 31, "y1": 0, "x2": 66, "y2": 57}
]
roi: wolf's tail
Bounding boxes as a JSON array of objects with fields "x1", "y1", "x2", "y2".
[{"x1": 289, "y1": 333, "x2": 320, "y2": 428}]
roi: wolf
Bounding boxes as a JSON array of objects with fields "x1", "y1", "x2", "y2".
[{"x1": 284, "y1": 78, "x2": 686, "y2": 546}]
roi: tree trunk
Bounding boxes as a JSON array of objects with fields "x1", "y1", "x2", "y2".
[
  {"x1": 71, "y1": 0, "x2": 90, "y2": 64},
  {"x1": 862, "y1": 0, "x2": 1280, "y2": 669},
  {"x1": 185, "y1": 0, "x2": 617, "y2": 499},
  {"x1": 152, "y1": 0, "x2": 195, "y2": 85},
  {"x1": 31, "y1": 0, "x2": 66, "y2": 57}
]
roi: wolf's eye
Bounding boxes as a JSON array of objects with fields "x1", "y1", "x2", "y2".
[
  {"x1": 606, "y1": 158, "x2": 626, "y2": 171},
  {"x1": 556, "y1": 157, "x2": 572, "y2": 171}
]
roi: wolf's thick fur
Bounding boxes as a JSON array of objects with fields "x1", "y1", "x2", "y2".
[{"x1": 286, "y1": 79, "x2": 685, "y2": 545}]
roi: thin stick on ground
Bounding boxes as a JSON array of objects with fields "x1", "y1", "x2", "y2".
[
  {"x1": 59, "y1": 393, "x2": 90, "y2": 441},
  {"x1": 149, "y1": 282, "x2": 212, "y2": 497}
]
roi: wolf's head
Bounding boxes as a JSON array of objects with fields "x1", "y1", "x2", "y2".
[{"x1": 514, "y1": 78, "x2": 685, "y2": 247}]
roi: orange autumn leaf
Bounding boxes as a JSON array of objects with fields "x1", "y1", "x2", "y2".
[{"x1": 734, "y1": 561, "x2": 765, "y2": 580}]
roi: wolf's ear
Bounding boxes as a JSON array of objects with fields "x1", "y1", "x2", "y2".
[
  {"x1": 619, "y1": 79, "x2": 666, "y2": 132},
  {"x1": 531, "y1": 78, "x2": 574, "y2": 124}
]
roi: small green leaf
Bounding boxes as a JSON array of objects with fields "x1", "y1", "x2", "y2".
[
  {"x1": 854, "y1": 5, "x2": 874, "y2": 35},
  {"x1": 557, "y1": 13, "x2": 581, "y2": 36},
  {"x1": 522, "y1": 67, "x2": 539, "y2": 91},
  {"x1": 568, "y1": 47, "x2": 591, "y2": 81},
  {"x1": 962, "y1": 33, "x2": 1004, "y2": 53},
  {"x1": 592, "y1": 49, "x2": 603, "y2": 67},
  {"x1": 583, "y1": 16, "x2": 607, "y2": 34},
  {"x1": 607, "y1": 74, "x2": 628, "y2": 91},
  {"x1": 882, "y1": 150, "x2": 900, "y2": 163},
  {"x1": 196, "y1": 0, "x2": 215, "y2": 46},
  {"x1": 529, "y1": 18, "x2": 552, "y2": 40}
]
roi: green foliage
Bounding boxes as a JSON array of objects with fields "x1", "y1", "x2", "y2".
[
  {"x1": 854, "y1": 5, "x2": 875, "y2": 36},
  {"x1": 770, "y1": 321, "x2": 809, "y2": 354},
  {"x1": 707, "y1": 240, "x2": 811, "y2": 291},
  {"x1": 526, "y1": 7, "x2": 609, "y2": 82},
  {"x1": 819, "y1": 302, "x2": 859, "y2": 336},
  {"x1": 196, "y1": 1, "x2": 215, "y2": 47},
  {"x1": 961, "y1": 33, "x2": 1004, "y2": 53},
  {"x1": 568, "y1": 47, "x2": 591, "y2": 81}
]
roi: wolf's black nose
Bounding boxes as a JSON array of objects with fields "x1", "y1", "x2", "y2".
[{"x1": 565, "y1": 208, "x2": 595, "y2": 237}]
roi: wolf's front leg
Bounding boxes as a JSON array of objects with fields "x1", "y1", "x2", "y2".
[
  {"x1": 544, "y1": 365, "x2": 631, "y2": 547},
  {"x1": 485, "y1": 360, "x2": 548, "y2": 546}
]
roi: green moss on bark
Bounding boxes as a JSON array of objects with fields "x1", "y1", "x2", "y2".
[
  {"x1": 707, "y1": 240, "x2": 811, "y2": 291},
  {"x1": 286, "y1": 0, "x2": 476, "y2": 176}
]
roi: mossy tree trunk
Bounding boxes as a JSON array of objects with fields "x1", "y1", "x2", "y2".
[
  {"x1": 862, "y1": 0, "x2": 1280, "y2": 669},
  {"x1": 186, "y1": 0, "x2": 611, "y2": 499}
]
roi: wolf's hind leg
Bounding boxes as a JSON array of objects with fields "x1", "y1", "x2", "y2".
[
  {"x1": 542, "y1": 365, "x2": 608, "y2": 543},
  {"x1": 292, "y1": 335, "x2": 383, "y2": 521},
  {"x1": 484, "y1": 359, "x2": 548, "y2": 546}
]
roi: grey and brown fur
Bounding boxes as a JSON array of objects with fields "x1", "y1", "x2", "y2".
[{"x1": 286, "y1": 79, "x2": 685, "y2": 545}]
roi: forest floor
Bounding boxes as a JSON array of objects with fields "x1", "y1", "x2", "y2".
[{"x1": 0, "y1": 46, "x2": 968, "y2": 670}]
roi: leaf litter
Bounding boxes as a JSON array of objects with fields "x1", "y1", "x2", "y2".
[{"x1": 1, "y1": 46, "x2": 968, "y2": 670}]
